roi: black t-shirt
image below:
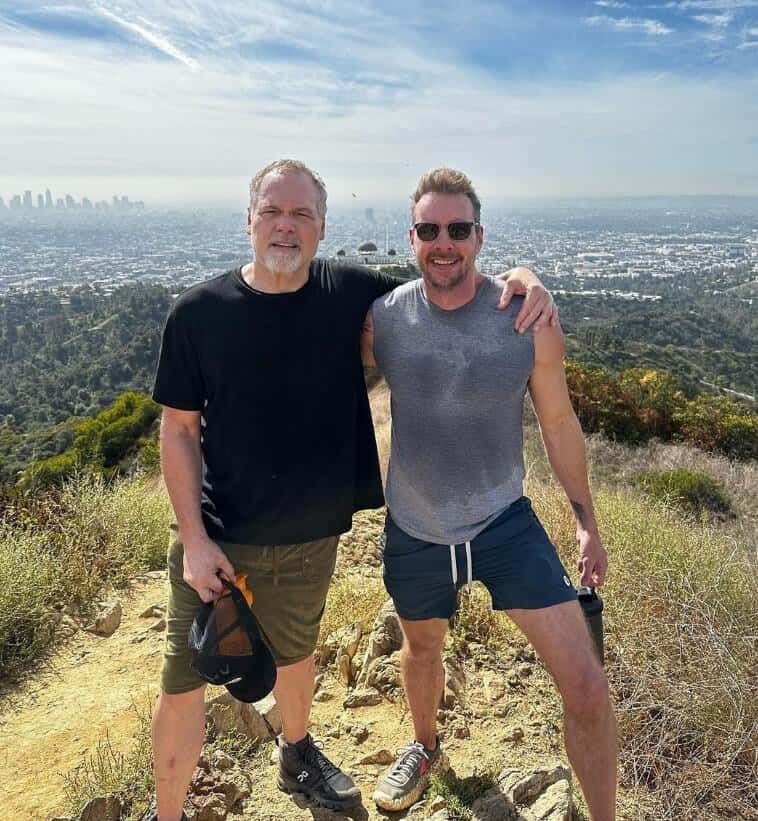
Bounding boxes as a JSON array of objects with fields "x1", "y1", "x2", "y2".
[{"x1": 152, "y1": 260, "x2": 400, "y2": 545}]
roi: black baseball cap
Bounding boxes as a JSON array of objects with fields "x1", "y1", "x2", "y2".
[{"x1": 188, "y1": 578, "x2": 276, "y2": 702}]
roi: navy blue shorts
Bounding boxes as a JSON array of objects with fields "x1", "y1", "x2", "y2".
[{"x1": 383, "y1": 497, "x2": 577, "y2": 620}]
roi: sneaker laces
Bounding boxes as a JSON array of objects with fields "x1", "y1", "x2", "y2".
[
  {"x1": 389, "y1": 741, "x2": 430, "y2": 782},
  {"x1": 302, "y1": 738, "x2": 340, "y2": 781}
]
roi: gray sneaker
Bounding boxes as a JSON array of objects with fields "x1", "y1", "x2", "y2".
[{"x1": 372, "y1": 737, "x2": 446, "y2": 811}]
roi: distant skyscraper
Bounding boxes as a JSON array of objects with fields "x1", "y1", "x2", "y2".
[
  {"x1": 56, "y1": 198, "x2": 64, "y2": 209},
  {"x1": 82, "y1": 197, "x2": 93, "y2": 210},
  {"x1": 0, "y1": 196, "x2": 6, "y2": 210},
  {"x1": 10, "y1": 194, "x2": 22, "y2": 210},
  {"x1": 65, "y1": 194, "x2": 75, "y2": 208},
  {"x1": 365, "y1": 207, "x2": 375, "y2": 223},
  {"x1": 23, "y1": 190, "x2": 32, "y2": 209},
  {"x1": 37, "y1": 193, "x2": 44, "y2": 209},
  {"x1": 45, "y1": 188, "x2": 53, "y2": 209}
]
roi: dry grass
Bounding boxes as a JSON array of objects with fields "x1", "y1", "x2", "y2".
[
  {"x1": 528, "y1": 480, "x2": 757, "y2": 820},
  {"x1": 0, "y1": 472, "x2": 172, "y2": 679}
]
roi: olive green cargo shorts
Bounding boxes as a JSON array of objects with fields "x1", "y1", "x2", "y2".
[{"x1": 161, "y1": 530, "x2": 338, "y2": 694}]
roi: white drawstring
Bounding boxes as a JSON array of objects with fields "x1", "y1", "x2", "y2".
[{"x1": 449, "y1": 542, "x2": 473, "y2": 589}]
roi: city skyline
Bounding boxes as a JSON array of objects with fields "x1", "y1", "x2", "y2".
[
  {"x1": 0, "y1": 187, "x2": 145, "y2": 212},
  {"x1": 1, "y1": 0, "x2": 757, "y2": 205}
]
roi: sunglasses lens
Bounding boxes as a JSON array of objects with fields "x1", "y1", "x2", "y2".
[
  {"x1": 415, "y1": 223, "x2": 439, "y2": 241},
  {"x1": 448, "y1": 222, "x2": 473, "y2": 240}
]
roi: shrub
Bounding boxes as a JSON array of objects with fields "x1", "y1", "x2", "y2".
[
  {"x1": 564, "y1": 361, "x2": 648, "y2": 444},
  {"x1": 0, "y1": 473, "x2": 171, "y2": 678},
  {"x1": 674, "y1": 394, "x2": 758, "y2": 459},
  {"x1": 0, "y1": 529, "x2": 59, "y2": 673},
  {"x1": 531, "y1": 484, "x2": 757, "y2": 819},
  {"x1": 633, "y1": 468, "x2": 732, "y2": 517}
]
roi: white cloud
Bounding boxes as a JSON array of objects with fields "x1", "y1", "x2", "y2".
[
  {"x1": 91, "y1": 5, "x2": 200, "y2": 70},
  {"x1": 670, "y1": 0, "x2": 758, "y2": 9},
  {"x1": 594, "y1": 1, "x2": 628, "y2": 7},
  {"x1": 692, "y1": 12, "x2": 734, "y2": 23},
  {"x1": 584, "y1": 15, "x2": 674, "y2": 34}
]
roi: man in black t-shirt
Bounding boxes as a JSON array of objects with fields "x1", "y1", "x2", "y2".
[{"x1": 148, "y1": 159, "x2": 554, "y2": 820}]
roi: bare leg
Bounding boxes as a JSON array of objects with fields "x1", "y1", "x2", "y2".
[
  {"x1": 274, "y1": 654, "x2": 316, "y2": 744},
  {"x1": 398, "y1": 618, "x2": 448, "y2": 749},
  {"x1": 507, "y1": 600, "x2": 617, "y2": 821},
  {"x1": 152, "y1": 685, "x2": 207, "y2": 821}
]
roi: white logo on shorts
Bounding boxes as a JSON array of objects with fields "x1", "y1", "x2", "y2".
[
  {"x1": 297, "y1": 770, "x2": 310, "y2": 782},
  {"x1": 563, "y1": 575, "x2": 571, "y2": 587}
]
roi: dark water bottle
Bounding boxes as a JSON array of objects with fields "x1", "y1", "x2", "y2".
[{"x1": 577, "y1": 586, "x2": 604, "y2": 665}]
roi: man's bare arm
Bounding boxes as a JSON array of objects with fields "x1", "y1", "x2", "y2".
[
  {"x1": 527, "y1": 326, "x2": 608, "y2": 587},
  {"x1": 159, "y1": 407, "x2": 235, "y2": 601},
  {"x1": 361, "y1": 309, "x2": 376, "y2": 367},
  {"x1": 495, "y1": 266, "x2": 558, "y2": 332}
]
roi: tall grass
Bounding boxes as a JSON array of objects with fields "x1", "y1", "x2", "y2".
[
  {"x1": 0, "y1": 472, "x2": 172, "y2": 680},
  {"x1": 529, "y1": 481, "x2": 757, "y2": 820}
]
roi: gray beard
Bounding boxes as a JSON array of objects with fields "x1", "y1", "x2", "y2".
[{"x1": 261, "y1": 248, "x2": 304, "y2": 275}]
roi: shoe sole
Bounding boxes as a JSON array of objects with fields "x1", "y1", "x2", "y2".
[
  {"x1": 372, "y1": 751, "x2": 449, "y2": 812},
  {"x1": 277, "y1": 779, "x2": 362, "y2": 811}
]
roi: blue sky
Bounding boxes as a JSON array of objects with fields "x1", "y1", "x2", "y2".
[{"x1": 1, "y1": 0, "x2": 757, "y2": 206}]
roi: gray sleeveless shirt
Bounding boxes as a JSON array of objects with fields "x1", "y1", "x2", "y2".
[{"x1": 371, "y1": 276, "x2": 534, "y2": 544}]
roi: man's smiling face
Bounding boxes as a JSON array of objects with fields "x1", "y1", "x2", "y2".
[
  {"x1": 249, "y1": 170, "x2": 325, "y2": 277},
  {"x1": 410, "y1": 192, "x2": 483, "y2": 292}
]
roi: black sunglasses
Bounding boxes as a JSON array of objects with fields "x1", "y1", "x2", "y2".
[{"x1": 412, "y1": 221, "x2": 479, "y2": 242}]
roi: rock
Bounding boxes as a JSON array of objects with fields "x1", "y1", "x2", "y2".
[
  {"x1": 441, "y1": 655, "x2": 465, "y2": 708},
  {"x1": 211, "y1": 750, "x2": 235, "y2": 771},
  {"x1": 213, "y1": 779, "x2": 244, "y2": 809},
  {"x1": 357, "y1": 748, "x2": 395, "y2": 765},
  {"x1": 503, "y1": 726, "x2": 525, "y2": 743},
  {"x1": 452, "y1": 723, "x2": 470, "y2": 739},
  {"x1": 357, "y1": 599, "x2": 403, "y2": 683},
  {"x1": 78, "y1": 794, "x2": 122, "y2": 821},
  {"x1": 193, "y1": 792, "x2": 227, "y2": 821},
  {"x1": 312, "y1": 687, "x2": 334, "y2": 702},
  {"x1": 520, "y1": 779, "x2": 572, "y2": 821},
  {"x1": 144, "y1": 570, "x2": 167, "y2": 580},
  {"x1": 365, "y1": 651, "x2": 402, "y2": 693},
  {"x1": 91, "y1": 602, "x2": 121, "y2": 637},
  {"x1": 429, "y1": 810, "x2": 451, "y2": 821},
  {"x1": 149, "y1": 617, "x2": 167, "y2": 631},
  {"x1": 58, "y1": 614, "x2": 79, "y2": 639},
  {"x1": 140, "y1": 604, "x2": 165, "y2": 618},
  {"x1": 484, "y1": 673, "x2": 508, "y2": 703},
  {"x1": 327, "y1": 621, "x2": 365, "y2": 685},
  {"x1": 343, "y1": 688, "x2": 383, "y2": 708},
  {"x1": 429, "y1": 796, "x2": 447, "y2": 812},
  {"x1": 518, "y1": 663, "x2": 533, "y2": 678},
  {"x1": 206, "y1": 692, "x2": 281, "y2": 741},
  {"x1": 498, "y1": 764, "x2": 572, "y2": 805},
  {"x1": 470, "y1": 788, "x2": 517, "y2": 821},
  {"x1": 349, "y1": 724, "x2": 369, "y2": 743}
]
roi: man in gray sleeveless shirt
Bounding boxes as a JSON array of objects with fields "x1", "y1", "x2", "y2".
[{"x1": 362, "y1": 169, "x2": 617, "y2": 821}]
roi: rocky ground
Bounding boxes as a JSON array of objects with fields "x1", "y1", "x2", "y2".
[{"x1": 0, "y1": 540, "x2": 588, "y2": 821}]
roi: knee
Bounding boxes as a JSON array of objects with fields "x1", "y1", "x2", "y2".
[
  {"x1": 158, "y1": 684, "x2": 206, "y2": 713},
  {"x1": 402, "y1": 635, "x2": 443, "y2": 663},
  {"x1": 561, "y1": 663, "x2": 610, "y2": 720}
]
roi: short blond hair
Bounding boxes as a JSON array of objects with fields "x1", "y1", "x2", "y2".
[
  {"x1": 249, "y1": 159, "x2": 327, "y2": 217},
  {"x1": 411, "y1": 167, "x2": 481, "y2": 222}
]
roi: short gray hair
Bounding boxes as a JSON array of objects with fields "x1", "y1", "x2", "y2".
[{"x1": 249, "y1": 159, "x2": 327, "y2": 218}]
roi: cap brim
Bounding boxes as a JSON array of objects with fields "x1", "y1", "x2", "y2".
[{"x1": 225, "y1": 644, "x2": 277, "y2": 702}]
